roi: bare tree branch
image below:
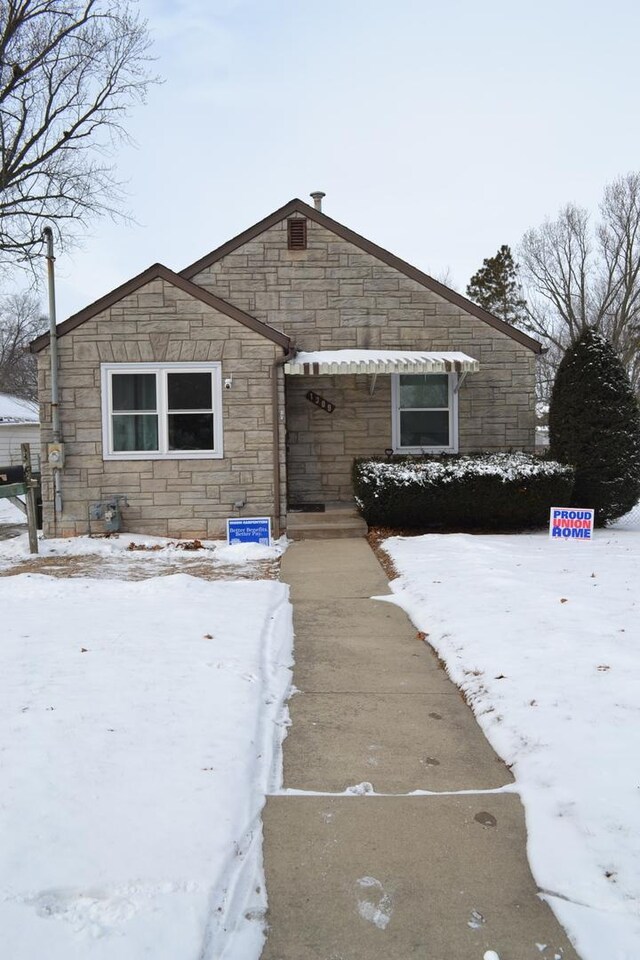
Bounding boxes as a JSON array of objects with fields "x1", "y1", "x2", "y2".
[
  {"x1": 519, "y1": 174, "x2": 640, "y2": 390},
  {"x1": 0, "y1": 288, "x2": 46, "y2": 397},
  {"x1": 0, "y1": 0, "x2": 158, "y2": 270}
]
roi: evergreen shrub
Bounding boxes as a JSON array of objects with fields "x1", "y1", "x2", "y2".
[
  {"x1": 353, "y1": 453, "x2": 574, "y2": 530},
  {"x1": 549, "y1": 329, "x2": 640, "y2": 525}
]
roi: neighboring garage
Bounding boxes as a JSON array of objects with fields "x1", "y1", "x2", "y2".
[{"x1": 0, "y1": 392, "x2": 40, "y2": 468}]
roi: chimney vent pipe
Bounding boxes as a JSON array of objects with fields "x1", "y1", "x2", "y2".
[{"x1": 310, "y1": 191, "x2": 326, "y2": 212}]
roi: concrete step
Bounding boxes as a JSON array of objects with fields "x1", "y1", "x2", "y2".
[
  {"x1": 286, "y1": 508, "x2": 367, "y2": 540},
  {"x1": 288, "y1": 522, "x2": 368, "y2": 541}
]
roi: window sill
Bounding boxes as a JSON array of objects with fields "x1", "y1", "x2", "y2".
[
  {"x1": 393, "y1": 446, "x2": 458, "y2": 455},
  {"x1": 103, "y1": 450, "x2": 224, "y2": 461}
]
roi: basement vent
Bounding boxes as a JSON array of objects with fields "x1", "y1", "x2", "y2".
[{"x1": 287, "y1": 218, "x2": 307, "y2": 250}]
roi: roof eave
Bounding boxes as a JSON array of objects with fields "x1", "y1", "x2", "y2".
[
  {"x1": 30, "y1": 263, "x2": 291, "y2": 353},
  {"x1": 179, "y1": 199, "x2": 306, "y2": 280}
]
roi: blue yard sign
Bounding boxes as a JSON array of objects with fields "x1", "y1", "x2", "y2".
[{"x1": 227, "y1": 517, "x2": 271, "y2": 546}]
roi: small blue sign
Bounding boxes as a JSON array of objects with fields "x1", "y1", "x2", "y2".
[{"x1": 227, "y1": 516, "x2": 271, "y2": 546}]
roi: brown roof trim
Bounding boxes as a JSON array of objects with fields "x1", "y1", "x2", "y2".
[
  {"x1": 30, "y1": 263, "x2": 291, "y2": 353},
  {"x1": 180, "y1": 199, "x2": 542, "y2": 354},
  {"x1": 180, "y1": 199, "x2": 305, "y2": 279}
]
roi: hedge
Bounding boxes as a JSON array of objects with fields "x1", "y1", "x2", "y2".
[{"x1": 353, "y1": 453, "x2": 575, "y2": 530}]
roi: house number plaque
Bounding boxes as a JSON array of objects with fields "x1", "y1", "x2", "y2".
[{"x1": 306, "y1": 391, "x2": 335, "y2": 413}]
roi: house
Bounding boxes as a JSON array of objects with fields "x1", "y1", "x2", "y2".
[
  {"x1": 0, "y1": 392, "x2": 40, "y2": 469},
  {"x1": 31, "y1": 196, "x2": 541, "y2": 539}
]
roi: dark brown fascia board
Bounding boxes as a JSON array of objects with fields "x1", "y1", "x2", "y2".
[
  {"x1": 30, "y1": 262, "x2": 291, "y2": 353},
  {"x1": 180, "y1": 198, "x2": 542, "y2": 354},
  {"x1": 180, "y1": 199, "x2": 306, "y2": 279}
]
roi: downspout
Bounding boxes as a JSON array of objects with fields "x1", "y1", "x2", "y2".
[
  {"x1": 42, "y1": 226, "x2": 63, "y2": 519},
  {"x1": 272, "y1": 344, "x2": 296, "y2": 538}
]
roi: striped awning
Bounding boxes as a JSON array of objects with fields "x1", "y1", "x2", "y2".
[{"x1": 284, "y1": 349, "x2": 479, "y2": 376}]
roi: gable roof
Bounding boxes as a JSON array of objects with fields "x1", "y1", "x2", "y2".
[
  {"x1": 30, "y1": 263, "x2": 291, "y2": 353},
  {"x1": 181, "y1": 198, "x2": 542, "y2": 354}
]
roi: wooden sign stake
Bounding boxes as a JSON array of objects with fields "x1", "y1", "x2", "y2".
[{"x1": 21, "y1": 443, "x2": 39, "y2": 555}]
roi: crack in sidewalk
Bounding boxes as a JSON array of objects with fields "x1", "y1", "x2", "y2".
[{"x1": 271, "y1": 783, "x2": 518, "y2": 797}]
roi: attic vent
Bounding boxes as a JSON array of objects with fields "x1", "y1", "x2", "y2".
[{"x1": 287, "y1": 218, "x2": 307, "y2": 250}]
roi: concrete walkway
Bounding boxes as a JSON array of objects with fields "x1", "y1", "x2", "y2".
[{"x1": 261, "y1": 539, "x2": 580, "y2": 960}]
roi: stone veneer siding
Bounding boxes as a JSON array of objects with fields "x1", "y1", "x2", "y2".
[
  {"x1": 38, "y1": 277, "x2": 284, "y2": 538},
  {"x1": 190, "y1": 215, "x2": 536, "y2": 505}
]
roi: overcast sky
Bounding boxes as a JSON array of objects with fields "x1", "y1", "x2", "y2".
[{"x1": 41, "y1": 0, "x2": 640, "y2": 320}]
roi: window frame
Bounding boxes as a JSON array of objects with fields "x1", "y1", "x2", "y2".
[
  {"x1": 101, "y1": 362, "x2": 224, "y2": 460},
  {"x1": 391, "y1": 372, "x2": 459, "y2": 454}
]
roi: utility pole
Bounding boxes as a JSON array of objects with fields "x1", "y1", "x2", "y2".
[{"x1": 42, "y1": 226, "x2": 64, "y2": 519}]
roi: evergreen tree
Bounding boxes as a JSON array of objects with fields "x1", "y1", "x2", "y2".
[
  {"x1": 466, "y1": 245, "x2": 528, "y2": 326},
  {"x1": 549, "y1": 328, "x2": 640, "y2": 524}
]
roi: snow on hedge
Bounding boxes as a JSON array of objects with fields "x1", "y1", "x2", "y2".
[{"x1": 358, "y1": 453, "x2": 572, "y2": 491}]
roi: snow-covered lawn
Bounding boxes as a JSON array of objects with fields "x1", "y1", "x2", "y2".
[
  {"x1": 0, "y1": 495, "x2": 26, "y2": 525},
  {"x1": 384, "y1": 515, "x2": 640, "y2": 960},
  {"x1": 0, "y1": 536, "x2": 293, "y2": 959},
  {"x1": 0, "y1": 526, "x2": 286, "y2": 580}
]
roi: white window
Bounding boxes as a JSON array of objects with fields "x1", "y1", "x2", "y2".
[
  {"x1": 101, "y1": 363, "x2": 223, "y2": 460},
  {"x1": 391, "y1": 373, "x2": 458, "y2": 453}
]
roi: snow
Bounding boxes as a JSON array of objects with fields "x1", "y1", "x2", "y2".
[
  {"x1": 288, "y1": 349, "x2": 476, "y2": 364},
  {"x1": 344, "y1": 781, "x2": 375, "y2": 795},
  {"x1": 0, "y1": 497, "x2": 25, "y2": 525},
  {"x1": 384, "y1": 527, "x2": 640, "y2": 960},
  {"x1": 0, "y1": 551, "x2": 293, "y2": 957},
  {"x1": 358, "y1": 451, "x2": 571, "y2": 487},
  {"x1": 0, "y1": 529, "x2": 287, "y2": 572},
  {"x1": 356, "y1": 876, "x2": 393, "y2": 929},
  {"x1": 0, "y1": 392, "x2": 39, "y2": 423}
]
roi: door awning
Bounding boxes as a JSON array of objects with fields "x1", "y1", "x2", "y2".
[{"x1": 284, "y1": 349, "x2": 479, "y2": 375}]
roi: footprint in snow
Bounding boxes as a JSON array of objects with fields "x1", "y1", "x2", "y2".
[
  {"x1": 20, "y1": 881, "x2": 202, "y2": 937},
  {"x1": 355, "y1": 876, "x2": 393, "y2": 930}
]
